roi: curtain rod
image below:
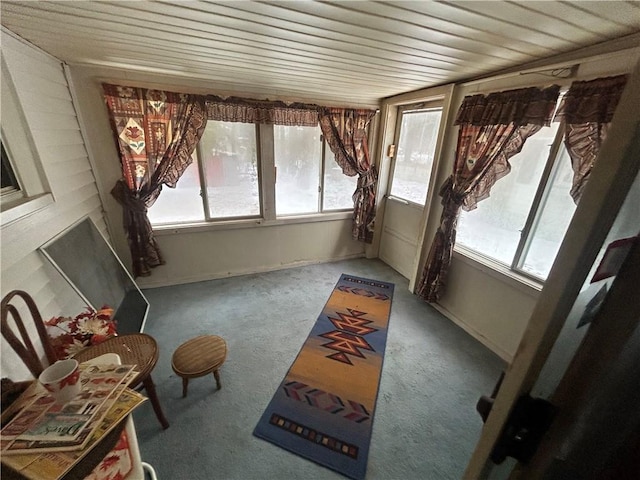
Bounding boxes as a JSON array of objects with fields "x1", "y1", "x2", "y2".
[
  {"x1": 462, "y1": 47, "x2": 636, "y2": 88},
  {"x1": 519, "y1": 64, "x2": 579, "y2": 79}
]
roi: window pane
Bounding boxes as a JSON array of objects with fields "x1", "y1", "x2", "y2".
[
  {"x1": 148, "y1": 159, "x2": 204, "y2": 225},
  {"x1": 200, "y1": 121, "x2": 260, "y2": 218},
  {"x1": 457, "y1": 124, "x2": 560, "y2": 265},
  {"x1": 390, "y1": 109, "x2": 442, "y2": 204},
  {"x1": 323, "y1": 146, "x2": 357, "y2": 211},
  {"x1": 1, "y1": 142, "x2": 19, "y2": 191},
  {"x1": 520, "y1": 147, "x2": 576, "y2": 279},
  {"x1": 274, "y1": 125, "x2": 321, "y2": 215}
]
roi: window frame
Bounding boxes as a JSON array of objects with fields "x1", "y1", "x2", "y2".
[
  {"x1": 1, "y1": 139, "x2": 22, "y2": 201},
  {"x1": 387, "y1": 100, "x2": 444, "y2": 208},
  {"x1": 454, "y1": 121, "x2": 572, "y2": 284},
  {"x1": 273, "y1": 124, "x2": 323, "y2": 217},
  {"x1": 0, "y1": 56, "x2": 53, "y2": 226},
  {"x1": 149, "y1": 122, "x2": 356, "y2": 230},
  {"x1": 196, "y1": 122, "x2": 264, "y2": 223}
]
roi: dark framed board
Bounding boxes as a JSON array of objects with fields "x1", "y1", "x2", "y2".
[{"x1": 39, "y1": 217, "x2": 149, "y2": 334}]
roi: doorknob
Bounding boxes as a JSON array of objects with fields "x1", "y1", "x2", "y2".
[{"x1": 490, "y1": 394, "x2": 556, "y2": 464}]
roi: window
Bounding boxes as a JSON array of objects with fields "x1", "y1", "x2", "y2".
[
  {"x1": 201, "y1": 121, "x2": 260, "y2": 219},
  {"x1": 323, "y1": 144, "x2": 356, "y2": 211},
  {"x1": 1, "y1": 58, "x2": 53, "y2": 225},
  {"x1": 274, "y1": 125, "x2": 322, "y2": 216},
  {"x1": 148, "y1": 123, "x2": 356, "y2": 225},
  {"x1": 148, "y1": 160, "x2": 204, "y2": 225},
  {"x1": 389, "y1": 105, "x2": 443, "y2": 205},
  {"x1": 518, "y1": 147, "x2": 576, "y2": 278},
  {"x1": 1, "y1": 141, "x2": 20, "y2": 196},
  {"x1": 456, "y1": 122, "x2": 577, "y2": 281}
]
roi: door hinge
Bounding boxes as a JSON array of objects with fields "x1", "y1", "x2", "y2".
[{"x1": 490, "y1": 394, "x2": 556, "y2": 465}]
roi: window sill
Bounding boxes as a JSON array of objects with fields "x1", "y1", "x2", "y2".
[
  {"x1": 453, "y1": 246, "x2": 543, "y2": 297},
  {"x1": 152, "y1": 211, "x2": 353, "y2": 236},
  {"x1": 1, "y1": 193, "x2": 53, "y2": 227}
]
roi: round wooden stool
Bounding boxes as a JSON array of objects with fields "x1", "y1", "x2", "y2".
[{"x1": 171, "y1": 335, "x2": 227, "y2": 397}]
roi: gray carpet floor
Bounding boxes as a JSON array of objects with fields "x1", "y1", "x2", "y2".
[{"x1": 133, "y1": 258, "x2": 505, "y2": 480}]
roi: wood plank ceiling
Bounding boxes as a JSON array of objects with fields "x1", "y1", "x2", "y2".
[{"x1": 1, "y1": 1, "x2": 639, "y2": 106}]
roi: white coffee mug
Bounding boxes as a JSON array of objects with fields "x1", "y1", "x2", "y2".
[{"x1": 38, "y1": 359, "x2": 81, "y2": 404}]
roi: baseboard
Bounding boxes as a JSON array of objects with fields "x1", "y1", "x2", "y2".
[
  {"x1": 431, "y1": 302, "x2": 514, "y2": 364},
  {"x1": 136, "y1": 253, "x2": 367, "y2": 289}
]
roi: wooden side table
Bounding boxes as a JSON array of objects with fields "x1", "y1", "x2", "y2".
[
  {"x1": 171, "y1": 335, "x2": 227, "y2": 397},
  {"x1": 73, "y1": 333, "x2": 169, "y2": 429}
]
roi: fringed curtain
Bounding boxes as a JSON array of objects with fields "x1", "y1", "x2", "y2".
[
  {"x1": 319, "y1": 108, "x2": 378, "y2": 243},
  {"x1": 553, "y1": 75, "x2": 628, "y2": 203},
  {"x1": 103, "y1": 83, "x2": 207, "y2": 277},
  {"x1": 206, "y1": 96, "x2": 319, "y2": 126},
  {"x1": 417, "y1": 85, "x2": 561, "y2": 303}
]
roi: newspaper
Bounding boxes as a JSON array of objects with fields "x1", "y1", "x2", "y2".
[
  {"x1": 0, "y1": 388, "x2": 147, "y2": 480},
  {"x1": 1, "y1": 364, "x2": 135, "y2": 453}
]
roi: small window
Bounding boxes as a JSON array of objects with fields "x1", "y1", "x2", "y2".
[
  {"x1": 389, "y1": 107, "x2": 443, "y2": 205},
  {"x1": 200, "y1": 121, "x2": 260, "y2": 219},
  {"x1": 274, "y1": 125, "x2": 322, "y2": 216},
  {"x1": 149, "y1": 121, "x2": 261, "y2": 224},
  {"x1": 1, "y1": 141, "x2": 20, "y2": 194},
  {"x1": 518, "y1": 147, "x2": 576, "y2": 279}
]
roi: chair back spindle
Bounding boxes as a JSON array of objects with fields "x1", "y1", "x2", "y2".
[{"x1": 1, "y1": 290, "x2": 58, "y2": 378}]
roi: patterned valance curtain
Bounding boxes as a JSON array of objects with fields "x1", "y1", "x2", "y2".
[
  {"x1": 417, "y1": 85, "x2": 561, "y2": 303},
  {"x1": 206, "y1": 96, "x2": 319, "y2": 126},
  {"x1": 553, "y1": 75, "x2": 628, "y2": 203},
  {"x1": 103, "y1": 83, "x2": 207, "y2": 277},
  {"x1": 319, "y1": 108, "x2": 378, "y2": 243}
]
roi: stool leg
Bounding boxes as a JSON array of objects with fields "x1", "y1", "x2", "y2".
[
  {"x1": 142, "y1": 374, "x2": 170, "y2": 429},
  {"x1": 213, "y1": 370, "x2": 221, "y2": 390},
  {"x1": 182, "y1": 377, "x2": 189, "y2": 398}
]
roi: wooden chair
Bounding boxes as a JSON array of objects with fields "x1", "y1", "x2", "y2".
[{"x1": 1, "y1": 290, "x2": 58, "y2": 378}]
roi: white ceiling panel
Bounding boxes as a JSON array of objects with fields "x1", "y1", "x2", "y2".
[{"x1": 1, "y1": 1, "x2": 639, "y2": 106}]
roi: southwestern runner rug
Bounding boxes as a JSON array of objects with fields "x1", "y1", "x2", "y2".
[{"x1": 253, "y1": 274, "x2": 394, "y2": 480}]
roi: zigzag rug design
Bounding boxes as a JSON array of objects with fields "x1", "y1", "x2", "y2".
[{"x1": 253, "y1": 274, "x2": 394, "y2": 480}]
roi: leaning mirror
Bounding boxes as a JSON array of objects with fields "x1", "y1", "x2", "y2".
[{"x1": 39, "y1": 216, "x2": 149, "y2": 334}]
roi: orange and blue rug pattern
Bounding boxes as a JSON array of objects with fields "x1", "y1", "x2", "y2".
[{"x1": 254, "y1": 274, "x2": 394, "y2": 480}]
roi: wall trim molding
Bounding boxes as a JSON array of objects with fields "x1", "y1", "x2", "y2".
[
  {"x1": 431, "y1": 302, "x2": 514, "y2": 364},
  {"x1": 136, "y1": 253, "x2": 366, "y2": 289}
]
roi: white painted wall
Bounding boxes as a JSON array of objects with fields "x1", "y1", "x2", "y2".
[
  {"x1": 0, "y1": 31, "x2": 108, "y2": 381},
  {"x1": 65, "y1": 65, "x2": 365, "y2": 289}
]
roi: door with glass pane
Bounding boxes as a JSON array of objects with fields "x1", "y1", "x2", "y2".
[{"x1": 379, "y1": 103, "x2": 443, "y2": 279}]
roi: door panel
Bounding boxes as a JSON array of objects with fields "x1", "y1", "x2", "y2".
[{"x1": 378, "y1": 198, "x2": 423, "y2": 278}]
